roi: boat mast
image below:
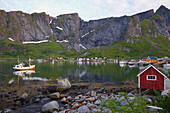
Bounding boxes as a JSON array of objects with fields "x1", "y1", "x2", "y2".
[
  {"x1": 29, "y1": 56, "x2": 30, "y2": 66},
  {"x1": 18, "y1": 56, "x2": 19, "y2": 65}
]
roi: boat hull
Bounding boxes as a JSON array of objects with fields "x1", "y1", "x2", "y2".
[{"x1": 13, "y1": 65, "x2": 35, "y2": 71}]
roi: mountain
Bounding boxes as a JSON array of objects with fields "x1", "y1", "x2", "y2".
[
  {"x1": 0, "y1": 10, "x2": 52, "y2": 41},
  {"x1": 0, "y1": 5, "x2": 169, "y2": 58},
  {"x1": 50, "y1": 9, "x2": 155, "y2": 51}
]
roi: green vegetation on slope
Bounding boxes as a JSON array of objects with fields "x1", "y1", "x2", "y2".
[
  {"x1": 76, "y1": 36, "x2": 170, "y2": 59},
  {"x1": 0, "y1": 39, "x2": 74, "y2": 59},
  {"x1": 0, "y1": 35, "x2": 169, "y2": 59}
]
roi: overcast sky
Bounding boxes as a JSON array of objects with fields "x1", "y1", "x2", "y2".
[{"x1": 0, "y1": 0, "x2": 169, "y2": 21}]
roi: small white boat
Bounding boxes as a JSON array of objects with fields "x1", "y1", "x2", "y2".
[
  {"x1": 163, "y1": 63, "x2": 170, "y2": 67},
  {"x1": 77, "y1": 58, "x2": 82, "y2": 62},
  {"x1": 13, "y1": 58, "x2": 35, "y2": 71},
  {"x1": 119, "y1": 60, "x2": 127, "y2": 65},
  {"x1": 128, "y1": 60, "x2": 136, "y2": 65}
]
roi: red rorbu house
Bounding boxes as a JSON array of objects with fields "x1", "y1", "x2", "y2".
[{"x1": 137, "y1": 65, "x2": 168, "y2": 90}]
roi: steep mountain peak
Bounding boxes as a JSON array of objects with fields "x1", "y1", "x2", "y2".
[
  {"x1": 155, "y1": 5, "x2": 170, "y2": 15},
  {"x1": 133, "y1": 9, "x2": 154, "y2": 21}
]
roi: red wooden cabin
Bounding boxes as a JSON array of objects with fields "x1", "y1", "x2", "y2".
[{"x1": 137, "y1": 65, "x2": 168, "y2": 90}]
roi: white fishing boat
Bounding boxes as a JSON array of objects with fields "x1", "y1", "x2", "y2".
[{"x1": 13, "y1": 57, "x2": 35, "y2": 71}]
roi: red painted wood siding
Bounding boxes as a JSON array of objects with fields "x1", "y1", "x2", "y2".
[{"x1": 140, "y1": 67, "x2": 164, "y2": 90}]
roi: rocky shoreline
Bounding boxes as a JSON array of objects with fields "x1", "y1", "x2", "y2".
[{"x1": 0, "y1": 80, "x2": 138, "y2": 113}]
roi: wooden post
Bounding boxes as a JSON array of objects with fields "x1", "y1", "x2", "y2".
[{"x1": 139, "y1": 88, "x2": 141, "y2": 95}]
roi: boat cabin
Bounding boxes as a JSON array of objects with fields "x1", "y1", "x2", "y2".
[
  {"x1": 137, "y1": 65, "x2": 168, "y2": 90},
  {"x1": 147, "y1": 56, "x2": 158, "y2": 63}
]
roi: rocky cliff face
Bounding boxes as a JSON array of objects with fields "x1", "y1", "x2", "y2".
[
  {"x1": 0, "y1": 10, "x2": 52, "y2": 41},
  {"x1": 50, "y1": 13, "x2": 81, "y2": 51},
  {"x1": 51, "y1": 6, "x2": 170, "y2": 51},
  {"x1": 0, "y1": 5, "x2": 169, "y2": 51}
]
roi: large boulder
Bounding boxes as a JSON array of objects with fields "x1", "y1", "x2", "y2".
[
  {"x1": 56, "y1": 78, "x2": 71, "y2": 91},
  {"x1": 41, "y1": 101, "x2": 59, "y2": 113}
]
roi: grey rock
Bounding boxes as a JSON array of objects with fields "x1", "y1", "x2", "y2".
[
  {"x1": 145, "y1": 98, "x2": 152, "y2": 103},
  {"x1": 72, "y1": 102, "x2": 79, "y2": 108},
  {"x1": 116, "y1": 96, "x2": 125, "y2": 101},
  {"x1": 41, "y1": 97, "x2": 51, "y2": 102},
  {"x1": 90, "y1": 91, "x2": 96, "y2": 97},
  {"x1": 75, "y1": 96, "x2": 79, "y2": 100},
  {"x1": 86, "y1": 97, "x2": 95, "y2": 101},
  {"x1": 86, "y1": 103, "x2": 97, "y2": 109},
  {"x1": 58, "y1": 111, "x2": 65, "y2": 113},
  {"x1": 41, "y1": 101, "x2": 59, "y2": 113},
  {"x1": 67, "y1": 96, "x2": 72, "y2": 101},
  {"x1": 50, "y1": 92, "x2": 60, "y2": 99},
  {"x1": 77, "y1": 105, "x2": 90, "y2": 113},
  {"x1": 109, "y1": 96, "x2": 115, "y2": 100},
  {"x1": 102, "y1": 108, "x2": 112, "y2": 113},
  {"x1": 161, "y1": 90, "x2": 169, "y2": 95},
  {"x1": 53, "y1": 111, "x2": 58, "y2": 113},
  {"x1": 20, "y1": 93, "x2": 28, "y2": 99},
  {"x1": 92, "y1": 108, "x2": 101, "y2": 113},
  {"x1": 94, "y1": 99, "x2": 101, "y2": 105},
  {"x1": 68, "y1": 110, "x2": 77, "y2": 113},
  {"x1": 127, "y1": 93, "x2": 134, "y2": 96},
  {"x1": 57, "y1": 78, "x2": 71, "y2": 91}
]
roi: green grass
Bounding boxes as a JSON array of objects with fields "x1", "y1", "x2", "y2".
[{"x1": 0, "y1": 39, "x2": 70, "y2": 59}]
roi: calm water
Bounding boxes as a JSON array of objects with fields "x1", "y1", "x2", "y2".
[
  {"x1": 0, "y1": 60, "x2": 170, "y2": 85},
  {"x1": 0, "y1": 60, "x2": 140, "y2": 85}
]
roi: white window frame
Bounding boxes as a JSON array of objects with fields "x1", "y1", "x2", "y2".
[{"x1": 147, "y1": 75, "x2": 157, "y2": 80}]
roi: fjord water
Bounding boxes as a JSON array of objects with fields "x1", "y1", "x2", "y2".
[{"x1": 0, "y1": 60, "x2": 139, "y2": 85}]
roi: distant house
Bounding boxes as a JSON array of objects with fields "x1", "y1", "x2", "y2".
[
  {"x1": 141, "y1": 57, "x2": 148, "y2": 61},
  {"x1": 147, "y1": 56, "x2": 158, "y2": 63},
  {"x1": 137, "y1": 65, "x2": 168, "y2": 90}
]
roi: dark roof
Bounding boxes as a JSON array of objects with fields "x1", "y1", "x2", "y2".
[{"x1": 148, "y1": 56, "x2": 157, "y2": 59}]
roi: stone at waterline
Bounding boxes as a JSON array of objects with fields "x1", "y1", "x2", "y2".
[
  {"x1": 56, "y1": 78, "x2": 71, "y2": 91},
  {"x1": 41, "y1": 101, "x2": 59, "y2": 113},
  {"x1": 50, "y1": 92, "x2": 60, "y2": 99}
]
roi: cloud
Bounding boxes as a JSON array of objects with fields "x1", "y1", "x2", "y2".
[{"x1": 0, "y1": 0, "x2": 169, "y2": 21}]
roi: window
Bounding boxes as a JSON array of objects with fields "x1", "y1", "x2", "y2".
[{"x1": 147, "y1": 75, "x2": 156, "y2": 80}]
